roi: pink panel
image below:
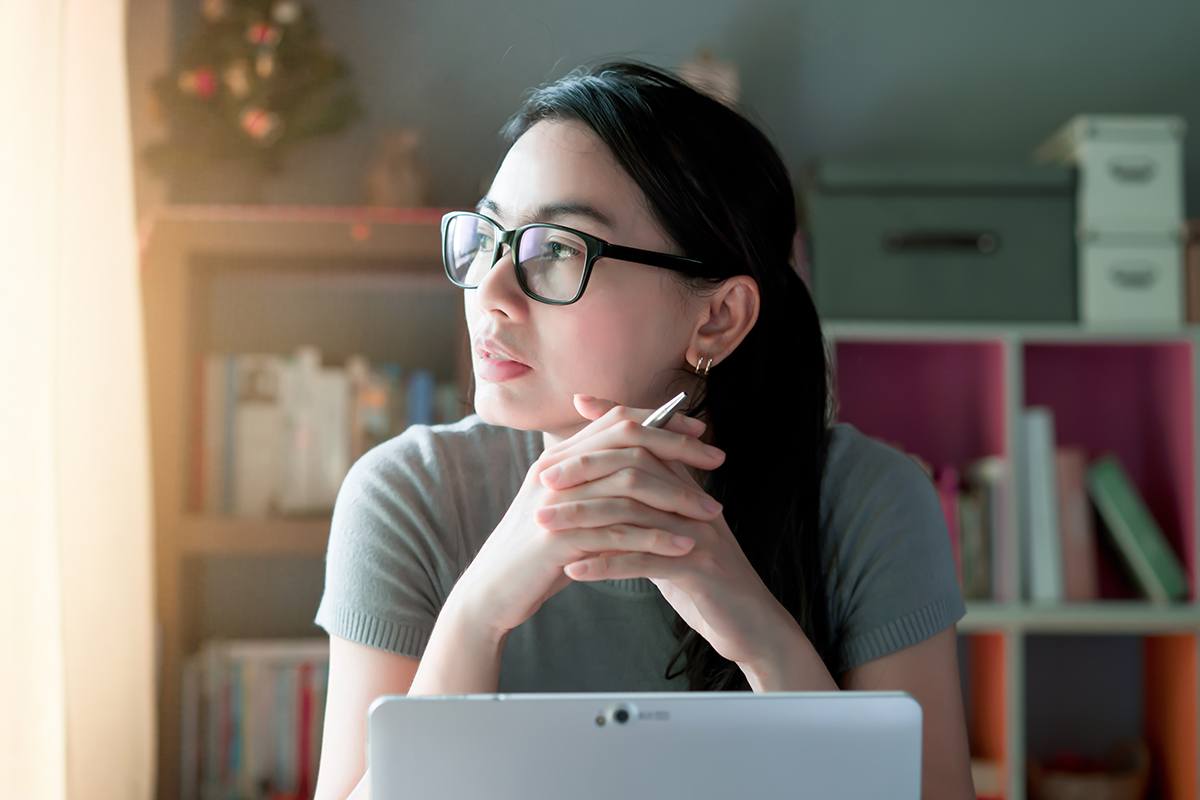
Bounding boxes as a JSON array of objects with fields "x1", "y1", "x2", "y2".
[
  {"x1": 834, "y1": 341, "x2": 1008, "y2": 468},
  {"x1": 1023, "y1": 342, "x2": 1196, "y2": 600}
]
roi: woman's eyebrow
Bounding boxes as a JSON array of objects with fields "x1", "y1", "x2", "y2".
[{"x1": 475, "y1": 196, "x2": 615, "y2": 230}]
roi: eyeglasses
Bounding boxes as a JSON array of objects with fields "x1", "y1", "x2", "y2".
[{"x1": 440, "y1": 210, "x2": 712, "y2": 305}]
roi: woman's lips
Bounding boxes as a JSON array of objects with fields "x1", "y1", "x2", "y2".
[{"x1": 476, "y1": 356, "x2": 533, "y2": 382}]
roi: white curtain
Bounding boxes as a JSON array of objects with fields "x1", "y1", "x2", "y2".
[{"x1": 0, "y1": 1, "x2": 156, "y2": 798}]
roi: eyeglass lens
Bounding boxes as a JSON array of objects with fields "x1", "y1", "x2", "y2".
[{"x1": 444, "y1": 215, "x2": 589, "y2": 302}]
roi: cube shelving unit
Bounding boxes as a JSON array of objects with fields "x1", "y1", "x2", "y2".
[
  {"x1": 140, "y1": 205, "x2": 470, "y2": 800},
  {"x1": 826, "y1": 320, "x2": 1200, "y2": 800}
]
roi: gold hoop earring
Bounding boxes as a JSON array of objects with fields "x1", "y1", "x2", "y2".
[{"x1": 693, "y1": 354, "x2": 713, "y2": 376}]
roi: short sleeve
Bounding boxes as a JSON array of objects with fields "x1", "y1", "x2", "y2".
[
  {"x1": 821, "y1": 427, "x2": 967, "y2": 676},
  {"x1": 313, "y1": 424, "x2": 462, "y2": 659}
]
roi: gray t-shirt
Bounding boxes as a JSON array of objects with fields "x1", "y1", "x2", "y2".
[{"x1": 313, "y1": 413, "x2": 965, "y2": 689}]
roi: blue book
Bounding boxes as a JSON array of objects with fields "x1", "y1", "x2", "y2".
[{"x1": 406, "y1": 368, "x2": 435, "y2": 426}]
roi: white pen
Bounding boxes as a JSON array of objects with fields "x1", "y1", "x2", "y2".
[{"x1": 641, "y1": 390, "x2": 689, "y2": 429}]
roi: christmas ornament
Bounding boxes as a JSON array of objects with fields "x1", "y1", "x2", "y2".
[
  {"x1": 271, "y1": 1, "x2": 301, "y2": 24},
  {"x1": 240, "y1": 107, "x2": 284, "y2": 145},
  {"x1": 255, "y1": 52, "x2": 275, "y2": 79},
  {"x1": 223, "y1": 60, "x2": 251, "y2": 98},
  {"x1": 178, "y1": 67, "x2": 218, "y2": 99},
  {"x1": 246, "y1": 22, "x2": 282, "y2": 48}
]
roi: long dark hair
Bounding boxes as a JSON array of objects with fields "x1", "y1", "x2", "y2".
[{"x1": 486, "y1": 59, "x2": 837, "y2": 690}]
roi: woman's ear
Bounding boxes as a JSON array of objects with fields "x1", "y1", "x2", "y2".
[{"x1": 691, "y1": 276, "x2": 759, "y2": 360}]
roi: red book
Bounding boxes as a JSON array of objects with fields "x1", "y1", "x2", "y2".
[
  {"x1": 296, "y1": 661, "x2": 313, "y2": 799},
  {"x1": 935, "y1": 465, "x2": 963, "y2": 589},
  {"x1": 1056, "y1": 447, "x2": 1099, "y2": 601}
]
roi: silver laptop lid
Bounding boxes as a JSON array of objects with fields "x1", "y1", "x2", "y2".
[{"x1": 369, "y1": 691, "x2": 922, "y2": 799}]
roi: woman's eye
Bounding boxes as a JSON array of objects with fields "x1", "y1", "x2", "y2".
[
  {"x1": 478, "y1": 234, "x2": 494, "y2": 251},
  {"x1": 545, "y1": 240, "x2": 581, "y2": 259}
]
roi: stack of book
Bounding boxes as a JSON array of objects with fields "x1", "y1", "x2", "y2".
[
  {"x1": 930, "y1": 406, "x2": 1188, "y2": 604},
  {"x1": 194, "y1": 346, "x2": 464, "y2": 517},
  {"x1": 934, "y1": 456, "x2": 1016, "y2": 602},
  {"x1": 181, "y1": 639, "x2": 329, "y2": 800}
]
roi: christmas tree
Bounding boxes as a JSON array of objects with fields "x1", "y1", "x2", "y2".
[{"x1": 143, "y1": 0, "x2": 362, "y2": 179}]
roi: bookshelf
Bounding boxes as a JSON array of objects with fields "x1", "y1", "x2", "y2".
[
  {"x1": 825, "y1": 320, "x2": 1200, "y2": 800},
  {"x1": 141, "y1": 209, "x2": 1199, "y2": 800},
  {"x1": 140, "y1": 205, "x2": 470, "y2": 800}
]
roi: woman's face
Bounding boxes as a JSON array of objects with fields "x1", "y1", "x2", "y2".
[{"x1": 465, "y1": 118, "x2": 699, "y2": 448}]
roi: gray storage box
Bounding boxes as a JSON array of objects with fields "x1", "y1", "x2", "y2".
[{"x1": 800, "y1": 161, "x2": 1077, "y2": 322}]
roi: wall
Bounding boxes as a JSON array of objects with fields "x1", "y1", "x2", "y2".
[{"x1": 150, "y1": 1, "x2": 1200, "y2": 212}]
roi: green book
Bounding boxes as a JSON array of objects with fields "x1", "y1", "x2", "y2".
[{"x1": 1086, "y1": 454, "x2": 1189, "y2": 603}]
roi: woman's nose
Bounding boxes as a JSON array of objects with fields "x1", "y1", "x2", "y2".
[{"x1": 475, "y1": 239, "x2": 521, "y2": 299}]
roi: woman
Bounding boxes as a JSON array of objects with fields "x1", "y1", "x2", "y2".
[{"x1": 313, "y1": 60, "x2": 974, "y2": 800}]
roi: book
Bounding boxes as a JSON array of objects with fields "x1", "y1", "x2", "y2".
[
  {"x1": 232, "y1": 354, "x2": 287, "y2": 517},
  {"x1": 966, "y1": 455, "x2": 1015, "y2": 603},
  {"x1": 1021, "y1": 407, "x2": 1064, "y2": 603},
  {"x1": 222, "y1": 355, "x2": 238, "y2": 516},
  {"x1": 201, "y1": 354, "x2": 228, "y2": 514},
  {"x1": 957, "y1": 486, "x2": 990, "y2": 600},
  {"x1": 1087, "y1": 454, "x2": 1189, "y2": 603},
  {"x1": 186, "y1": 639, "x2": 330, "y2": 799},
  {"x1": 1055, "y1": 447, "x2": 1099, "y2": 602},
  {"x1": 277, "y1": 346, "x2": 351, "y2": 514},
  {"x1": 180, "y1": 656, "x2": 200, "y2": 800},
  {"x1": 347, "y1": 354, "x2": 395, "y2": 462},
  {"x1": 406, "y1": 367, "x2": 436, "y2": 426},
  {"x1": 197, "y1": 347, "x2": 464, "y2": 518},
  {"x1": 190, "y1": 354, "x2": 206, "y2": 513},
  {"x1": 933, "y1": 465, "x2": 963, "y2": 590}
]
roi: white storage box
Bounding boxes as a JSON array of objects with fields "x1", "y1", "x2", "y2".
[
  {"x1": 1079, "y1": 229, "x2": 1184, "y2": 326},
  {"x1": 1035, "y1": 115, "x2": 1186, "y2": 231}
]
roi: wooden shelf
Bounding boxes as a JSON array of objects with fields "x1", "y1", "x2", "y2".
[
  {"x1": 962, "y1": 601, "x2": 1200, "y2": 633},
  {"x1": 141, "y1": 205, "x2": 463, "y2": 800},
  {"x1": 178, "y1": 514, "x2": 331, "y2": 556},
  {"x1": 825, "y1": 319, "x2": 1200, "y2": 343}
]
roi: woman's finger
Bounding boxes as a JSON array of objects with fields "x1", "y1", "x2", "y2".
[
  {"x1": 541, "y1": 444, "x2": 683, "y2": 490},
  {"x1": 564, "y1": 550, "x2": 692, "y2": 581},
  {"x1": 548, "y1": 523, "x2": 696, "y2": 560},
  {"x1": 541, "y1": 418, "x2": 724, "y2": 477},
  {"x1": 540, "y1": 460, "x2": 721, "y2": 522},
  {"x1": 539, "y1": 398, "x2": 704, "y2": 463},
  {"x1": 535, "y1": 486, "x2": 720, "y2": 532}
]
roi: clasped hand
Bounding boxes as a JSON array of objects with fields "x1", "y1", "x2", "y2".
[{"x1": 535, "y1": 394, "x2": 796, "y2": 670}]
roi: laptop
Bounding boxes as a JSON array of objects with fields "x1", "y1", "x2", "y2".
[{"x1": 369, "y1": 691, "x2": 922, "y2": 798}]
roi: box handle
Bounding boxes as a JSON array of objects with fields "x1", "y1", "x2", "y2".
[
  {"x1": 1108, "y1": 261, "x2": 1158, "y2": 290},
  {"x1": 1106, "y1": 155, "x2": 1156, "y2": 184},
  {"x1": 883, "y1": 230, "x2": 1000, "y2": 255}
]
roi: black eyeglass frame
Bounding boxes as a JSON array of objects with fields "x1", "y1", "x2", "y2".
[{"x1": 440, "y1": 210, "x2": 714, "y2": 305}]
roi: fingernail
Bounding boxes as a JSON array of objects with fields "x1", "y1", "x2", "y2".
[
  {"x1": 568, "y1": 561, "x2": 589, "y2": 576},
  {"x1": 575, "y1": 393, "x2": 595, "y2": 402},
  {"x1": 671, "y1": 535, "x2": 694, "y2": 549},
  {"x1": 703, "y1": 444, "x2": 724, "y2": 459},
  {"x1": 702, "y1": 496, "x2": 722, "y2": 513},
  {"x1": 542, "y1": 465, "x2": 562, "y2": 483}
]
